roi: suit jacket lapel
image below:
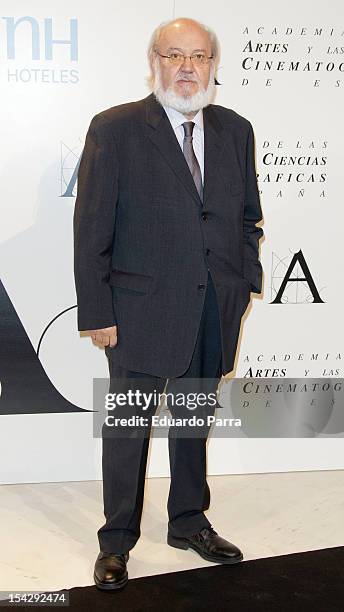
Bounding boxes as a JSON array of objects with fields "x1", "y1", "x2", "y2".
[
  {"x1": 146, "y1": 94, "x2": 201, "y2": 206},
  {"x1": 203, "y1": 104, "x2": 226, "y2": 206}
]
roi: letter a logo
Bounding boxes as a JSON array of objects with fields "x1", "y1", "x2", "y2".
[{"x1": 271, "y1": 249, "x2": 324, "y2": 304}]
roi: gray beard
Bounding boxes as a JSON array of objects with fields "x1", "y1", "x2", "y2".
[{"x1": 153, "y1": 61, "x2": 217, "y2": 114}]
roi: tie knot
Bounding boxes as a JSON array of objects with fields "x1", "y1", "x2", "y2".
[{"x1": 183, "y1": 121, "x2": 195, "y2": 138}]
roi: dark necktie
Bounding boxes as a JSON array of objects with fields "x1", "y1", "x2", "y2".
[{"x1": 182, "y1": 121, "x2": 203, "y2": 202}]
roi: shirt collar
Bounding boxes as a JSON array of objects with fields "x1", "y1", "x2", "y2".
[{"x1": 162, "y1": 104, "x2": 204, "y2": 132}]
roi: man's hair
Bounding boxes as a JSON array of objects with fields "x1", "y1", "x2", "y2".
[{"x1": 146, "y1": 17, "x2": 221, "y2": 90}]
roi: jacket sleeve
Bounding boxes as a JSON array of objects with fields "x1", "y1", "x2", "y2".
[
  {"x1": 73, "y1": 114, "x2": 118, "y2": 331},
  {"x1": 243, "y1": 121, "x2": 264, "y2": 294}
]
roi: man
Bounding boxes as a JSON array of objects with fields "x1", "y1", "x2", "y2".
[{"x1": 73, "y1": 17, "x2": 264, "y2": 591}]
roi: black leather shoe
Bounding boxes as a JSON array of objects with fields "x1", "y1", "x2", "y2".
[
  {"x1": 94, "y1": 551, "x2": 129, "y2": 591},
  {"x1": 167, "y1": 526, "x2": 243, "y2": 564}
]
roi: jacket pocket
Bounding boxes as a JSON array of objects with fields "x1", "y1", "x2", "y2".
[{"x1": 109, "y1": 269, "x2": 154, "y2": 294}]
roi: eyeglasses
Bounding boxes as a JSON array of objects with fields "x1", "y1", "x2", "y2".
[{"x1": 154, "y1": 50, "x2": 213, "y2": 66}]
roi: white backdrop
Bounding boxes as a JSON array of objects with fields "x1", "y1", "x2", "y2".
[{"x1": 1, "y1": 0, "x2": 343, "y2": 484}]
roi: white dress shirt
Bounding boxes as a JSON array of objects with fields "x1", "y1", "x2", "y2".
[{"x1": 162, "y1": 105, "x2": 204, "y2": 184}]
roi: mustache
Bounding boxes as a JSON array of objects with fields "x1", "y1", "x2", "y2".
[{"x1": 175, "y1": 75, "x2": 199, "y2": 82}]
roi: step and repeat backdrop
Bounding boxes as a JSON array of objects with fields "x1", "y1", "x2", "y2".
[{"x1": 1, "y1": 0, "x2": 343, "y2": 483}]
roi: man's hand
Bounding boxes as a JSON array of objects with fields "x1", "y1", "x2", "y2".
[{"x1": 87, "y1": 326, "x2": 117, "y2": 348}]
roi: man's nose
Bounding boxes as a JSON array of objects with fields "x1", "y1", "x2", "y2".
[{"x1": 180, "y1": 56, "x2": 194, "y2": 70}]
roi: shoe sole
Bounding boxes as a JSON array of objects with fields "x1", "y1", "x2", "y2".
[
  {"x1": 167, "y1": 534, "x2": 243, "y2": 565},
  {"x1": 93, "y1": 570, "x2": 128, "y2": 591}
]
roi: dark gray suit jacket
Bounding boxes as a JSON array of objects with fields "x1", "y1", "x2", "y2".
[{"x1": 73, "y1": 92, "x2": 264, "y2": 377}]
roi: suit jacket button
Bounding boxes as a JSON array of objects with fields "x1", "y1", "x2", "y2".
[
  {"x1": 198, "y1": 284, "x2": 205, "y2": 290},
  {"x1": 205, "y1": 248, "x2": 210, "y2": 255},
  {"x1": 201, "y1": 213, "x2": 207, "y2": 221}
]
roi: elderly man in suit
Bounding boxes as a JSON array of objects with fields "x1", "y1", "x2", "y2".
[{"x1": 73, "y1": 17, "x2": 263, "y2": 590}]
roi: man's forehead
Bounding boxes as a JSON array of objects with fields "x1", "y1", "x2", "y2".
[{"x1": 158, "y1": 25, "x2": 211, "y2": 50}]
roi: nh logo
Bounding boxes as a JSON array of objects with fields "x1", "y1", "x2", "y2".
[{"x1": 2, "y1": 16, "x2": 78, "y2": 60}]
